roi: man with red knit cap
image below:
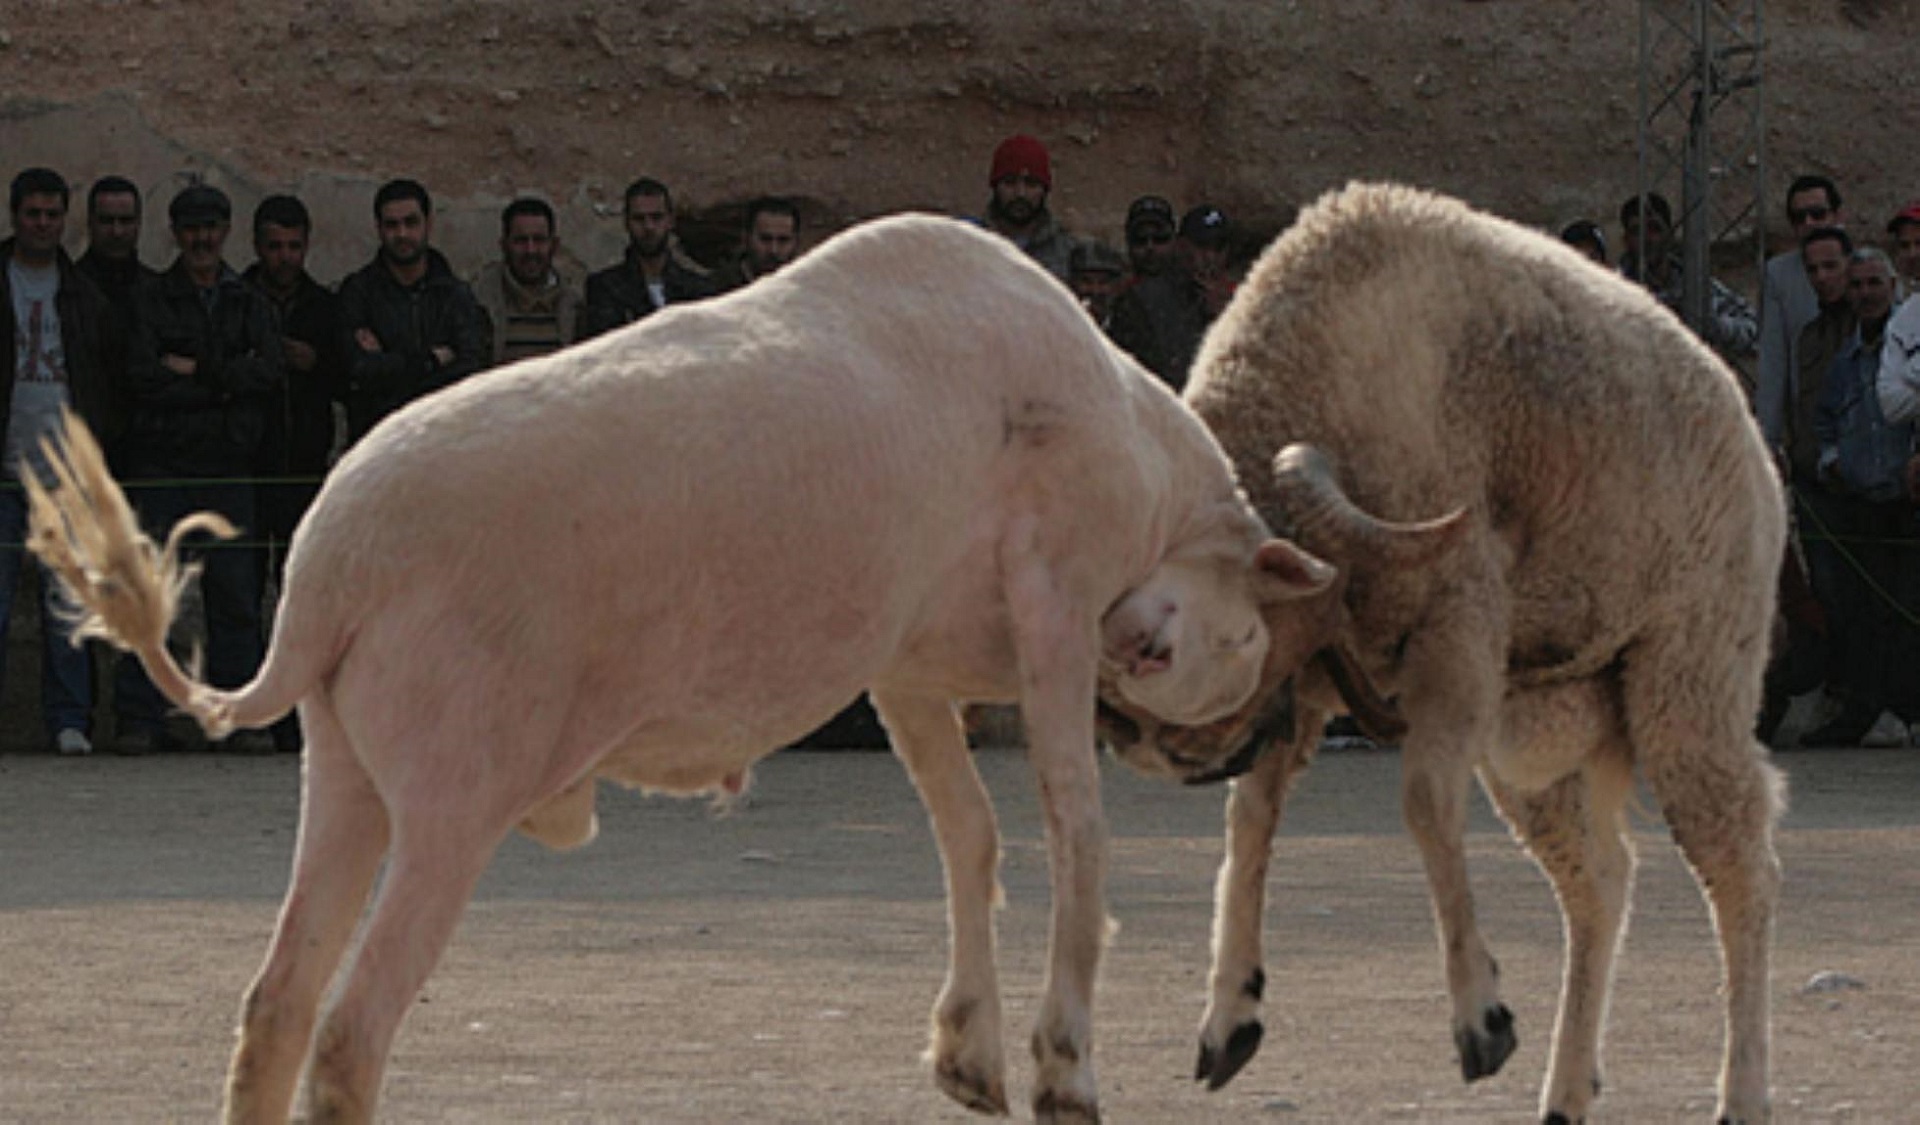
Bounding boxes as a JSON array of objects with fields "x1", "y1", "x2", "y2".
[{"x1": 982, "y1": 133, "x2": 1077, "y2": 282}]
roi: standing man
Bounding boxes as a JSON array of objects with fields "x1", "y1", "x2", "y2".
[
  {"x1": 76, "y1": 175, "x2": 154, "y2": 469},
  {"x1": 243, "y1": 193, "x2": 341, "y2": 752},
  {"x1": 1122, "y1": 195, "x2": 1179, "y2": 281},
  {"x1": 1559, "y1": 219, "x2": 1610, "y2": 266},
  {"x1": 580, "y1": 178, "x2": 716, "y2": 338},
  {"x1": 981, "y1": 134, "x2": 1077, "y2": 282},
  {"x1": 470, "y1": 196, "x2": 581, "y2": 365},
  {"x1": 714, "y1": 196, "x2": 802, "y2": 292},
  {"x1": 0, "y1": 168, "x2": 120, "y2": 754},
  {"x1": 1756, "y1": 175, "x2": 1846, "y2": 453},
  {"x1": 1619, "y1": 191, "x2": 1758, "y2": 364},
  {"x1": 245, "y1": 194, "x2": 342, "y2": 497},
  {"x1": 115, "y1": 183, "x2": 284, "y2": 754},
  {"x1": 1809, "y1": 248, "x2": 1912, "y2": 744},
  {"x1": 75, "y1": 175, "x2": 154, "y2": 322},
  {"x1": 1067, "y1": 241, "x2": 1128, "y2": 333},
  {"x1": 336, "y1": 179, "x2": 489, "y2": 442},
  {"x1": 1108, "y1": 204, "x2": 1237, "y2": 390},
  {"x1": 1887, "y1": 200, "x2": 1920, "y2": 298},
  {"x1": 1781, "y1": 225, "x2": 1863, "y2": 746}
]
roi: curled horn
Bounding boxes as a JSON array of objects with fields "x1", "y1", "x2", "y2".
[
  {"x1": 1315, "y1": 644, "x2": 1406, "y2": 742},
  {"x1": 1271, "y1": 443, "x2": 1469, "y2": 567}
]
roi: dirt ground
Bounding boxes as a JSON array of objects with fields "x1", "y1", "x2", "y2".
[{"x1": 0, "y1": 742, "x2": 1913, "y2": 1123}]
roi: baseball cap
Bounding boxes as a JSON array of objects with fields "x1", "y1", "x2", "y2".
[
  {"x1": 169, "y1": 184, "x2": 232, "y2": 228},
  {"x1": 1179, "y1": 204, "x2": 1230, "y2": 248},
  {"x1": 1887, "y1": 200, "x2": 1920, "y2": 233},
  {"x1": 1125, "y1": 195, "x2": 1176, "y2": 239}
]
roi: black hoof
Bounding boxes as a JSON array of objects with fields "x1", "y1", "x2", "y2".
[
  {"x1": 1454, "y1": 1003, "x2": 1517, "y2": 1083},
  {"x1": 1543, "y1": 1114, "x2": 1580, "y2": 1125},
  {"x1": 1194, "y1": 1021, "x2": 1263, "y2": 1090}
]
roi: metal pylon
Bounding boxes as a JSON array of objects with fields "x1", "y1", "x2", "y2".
[{"x1": 1636, "y1": 0, "x2": 1767, "y2": 332}]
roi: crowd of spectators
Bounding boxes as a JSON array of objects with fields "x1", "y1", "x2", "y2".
[
  {"x1": 4, "y1": 134, "x2": 1917, "y2": 754},
  {"x1": 1564, "y1": 177, "x2": 1920, "y2": 748}
]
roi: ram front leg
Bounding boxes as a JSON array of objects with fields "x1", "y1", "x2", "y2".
[
  {"x1": 1007, "y1": 562, "x2": 1107, "y2": 1123},
  {"x1": 1195, "y1": 723, "x2": 1317, "y2": 1090}
]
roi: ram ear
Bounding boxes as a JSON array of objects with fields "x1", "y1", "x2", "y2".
[
  {"x1": 1315, "y1": 643, "x2": 1407, "y2": 742},
  {"x1": 1253, "y1": 539, "x2": 1337, "y2": 602}
]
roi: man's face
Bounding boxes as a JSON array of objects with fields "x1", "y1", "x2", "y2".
[
  {"x1": 1070, "y1": 268, "x2": 1124, "y2": 319},
  {"x1": 87, "y1": 190, "x2": 140, "y2": 260},
  {"x1": 1847, "y1": 258, "x2": 1895, "y2": 323},
  {"x1": 1803, "y1": 237, "x2": 1851, "y2": 305},
  {"x1": 1625, "y1": 212, "x2": 1671, "y2": 263},
  {"x1": 1892, "y1": 222, "x2": 1920, "y2": 284},
  {"x1": 990, "y1": 173, "x2": 1048, "y2": 227},
  {"x1": 1185, "y1": 240, "x2": 1231, "y2": 282},
  {"x1": 503, "y1": 213, "x2": 556, "y2": 286},
  {"x1": 377, "y1": 199, "x2": 431, "y2": 268},
  {"x1": 624, "y1": 193, "x2": 673, "y2": 257},
  {"x1": 175, "y1": 220, "x2": 229, "y2": 275},
  {"x1": 1787, "y1": 187, "x2": 1839, "y2": 241},
  {"x1": 1127, "y1": 222, "x2": 1176, "y2": 276},
  {"x1": 11, "y1": 192, "x2": 67, "y2": 263},
  {"x1": 745, "y1": 212, "x2": 798, "y2": 275},
  {"x1": 254, "y1": 221, "x2": 308, "y2": 291}
]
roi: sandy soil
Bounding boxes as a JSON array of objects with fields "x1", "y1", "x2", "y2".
[{"x1": 0, "y1": 743, "x2": 1913, "y2": 1123}]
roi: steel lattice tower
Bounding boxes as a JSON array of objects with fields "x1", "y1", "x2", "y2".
[{"x1": 1636, "y1": 0, "x2": 1767, "y2": 332}]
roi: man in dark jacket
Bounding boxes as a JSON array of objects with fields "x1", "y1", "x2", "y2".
[
  {"x1": 580, "y1": 177, "x2": 717, "y2": 338},
  {"x1": 75, "y1": 175, "x2": 155, "y2": 466},
  {"x1": 244, "y1": 193, "x2": 342, "y2": 509},
  {"x1": 1109, "y1": 204, "x2": 1237, "y2": 390},
  {"x1": 243, "y1": 194, "x2": 343, "y2": 752},
  {"x1": 75, "y1": 175, "x2": 156, "y2": 324},
  {"x1": 713, "y1": 196, "x2": 802, "y2": 293},
  {"x1": 0, "y1": 167, "x2": 123, "y2": 754},
  {"x1": 336, "y1": 179, "x2": 490, "y2": 442},
  {"x1": 116, "y1": 182, "x2": 285, "y2": 754}
]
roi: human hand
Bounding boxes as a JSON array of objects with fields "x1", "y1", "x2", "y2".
[
  {"x1": 283, "y1": 338, "x2": 318, "y2": 372},
  {"x1": 355, "y1": 329, "x2": 382, "y2": 353},
  {"x1": 162, "y1": 353, "x2": 198, "y2": 376}
]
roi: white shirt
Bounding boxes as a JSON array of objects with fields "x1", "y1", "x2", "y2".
[
  {"x1": 6, "y1": 257, "x2": 71, "y2": 479},
  {"x1": 1876, "y1": 295, "x2": 1920, "y2": 425}
]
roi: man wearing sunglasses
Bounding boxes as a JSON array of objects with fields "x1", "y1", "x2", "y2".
[{"x1": 1757, "y1": 174, "x2": 1847, "y2": 459}]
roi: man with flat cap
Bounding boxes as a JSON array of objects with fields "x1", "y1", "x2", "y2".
[{"x1": 114, "y1": 182, "x2": 284, "y2": 754}]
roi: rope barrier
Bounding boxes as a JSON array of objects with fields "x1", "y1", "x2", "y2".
[
  {"x1": 0, "y1": 474, "x2": 323, "y2": 551},
  {"x1": 1790, "y1": 483, "x2": 1920, "y2": 630}
]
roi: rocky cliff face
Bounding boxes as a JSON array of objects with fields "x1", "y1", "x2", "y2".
[{"x1": 0, "y1": 1, "x2": 1914, "y2": 286}]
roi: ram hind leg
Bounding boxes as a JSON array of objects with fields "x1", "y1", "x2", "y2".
[
  {"x1": 1623, "y1": 624, "x2": 1782, "y2": 1125},
  {"x1": 225, "y1": 693, "x2": 389, "y2": 1125},
  {"x1": 1481, "y1": 737, "x2": 1635, "y2": 1125}
]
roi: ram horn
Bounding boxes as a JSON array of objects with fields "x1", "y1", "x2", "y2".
[{"x1": 1271, "y1": 443, "x2": 1469, "y2": 568}]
